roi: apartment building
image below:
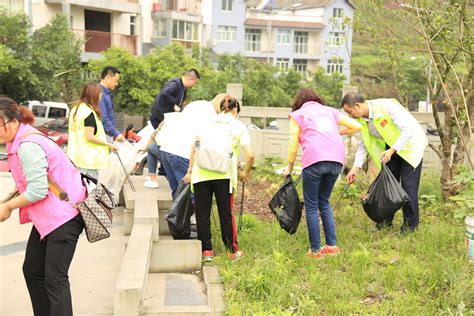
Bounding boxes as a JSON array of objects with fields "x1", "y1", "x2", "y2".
[
  {"x1": 205, "y1": 0, "x2": 355, "y2": 79},
  {"x1": 1, "y1": 0, "x2": 142, "y2": 61},
  {"x1": 141, "y1": 0, "x2": 202, "y2": 54}
]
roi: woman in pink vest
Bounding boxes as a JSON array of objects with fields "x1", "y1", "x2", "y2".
[
  {"x1": 0, "y1": 97, "x2": 86, "y2": 315},
  {"x1": 284, "y1": 89, "x2": 361, "y2": 259}
]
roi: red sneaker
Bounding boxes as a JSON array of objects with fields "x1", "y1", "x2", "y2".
[
  {"x1": 307, "y1": 249, "x2": 324, "y2": 259},
  {"x1": 321, "y1": 245, "x2": 341, "y2": 256},
  {"x1": 202, "y1": 250, "x2": 214, "y2": 262},
  {"x1": 226, "y1": 250, "x2": 245, "y2": 261}
]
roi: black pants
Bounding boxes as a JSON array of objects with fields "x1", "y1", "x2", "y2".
[
  {"x1": 194, "y1": 179, "x2": 238, "y2": 253},
  {"x1": 385, "y1": 152, "x2": 423, "y2": 229},
  {"x1": 23, "y1": 214, "x2": 83, "y2": 316}
]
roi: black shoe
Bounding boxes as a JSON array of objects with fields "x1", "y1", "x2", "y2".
[
  {"x1": 400, "y1": 224, "x2": 417, "y2": 235},
  {"x1": 375, "y1": 222, "x2": 393, "y2": 230}
]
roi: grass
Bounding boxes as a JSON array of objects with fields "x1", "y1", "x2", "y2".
[{"x1": 208, "y1": 170, "x2": 474, "y2": 315}]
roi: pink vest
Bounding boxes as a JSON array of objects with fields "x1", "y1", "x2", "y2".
[
  {"x1": 289, "y1": 101, "x2": 345, "y2": 169},
  {"x1": 7, "y1": 124, "x2": 86, "y2": 239}
]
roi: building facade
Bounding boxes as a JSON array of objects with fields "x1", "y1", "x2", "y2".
[
  {"x1": 205, "y1": 0, "x2": 355, "y2": 79},
  {"x1": 141, "y1": 0, "x2": 202, "y2": 54},
  {"x1": 1, "y1": 0, "x2": 142, "y2": 61}
]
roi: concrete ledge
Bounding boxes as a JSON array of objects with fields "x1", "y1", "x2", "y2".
[
  {"x1": 203, "y1": 266, "x2": 226, "y2": 313},
  {"x1": 114, "y1": 224, "x2": 154, "y2": 316},
  {"x1": 135, "y1": 196, "x2": 160, "y2": 241},
  {"x1": 124, "y1": 208, "x2": 171, "y2": 236},
  {"x1": 150, "y1": 236, "x2": 201, "y2": 273}
]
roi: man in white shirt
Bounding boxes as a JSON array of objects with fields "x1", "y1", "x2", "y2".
[
  {"x1": 342, "y1": 92, "x2": 428, "y2": 234},
  {"x1": 157, "y1": 95, "x2": 224, "y2": 198}
]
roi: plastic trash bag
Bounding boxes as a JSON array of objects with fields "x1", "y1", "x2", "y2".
[
  {"x1": 99, "y1": 141, "x2": 138, "y2": 197},
  {"x1": 165, "y1": 181, "x2": 193, "y2": 239},
  {"x1": 268, "y1": 175, "x2": 303, "y2": 234},
  {"x1": 362, "y1": 163, "x2": 411, "y2": 223}
]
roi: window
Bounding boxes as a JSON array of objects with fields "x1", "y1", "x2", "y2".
[
  {"x1": 130, "y1": 16, "x2": 136, "y2": 36},
  {"x1": 327, "y1": 58, "x2": 344, "y2": 74},
  {"x1": 48, "y1": 107, "x2": 67, "y2": 119},
  {"x1": 293, "y1": 59, "x2": 307, "y2": 73},
  {"x1": 333, "y1": 8, "x2": 344, "y2": 19},
  {"x1": 217, "y1": 26, "x2": 237, "y2": 42},
  {"x1": 294, "y1": 31, "x2": 308, "y2": 54},
  {"x1": 32, "y1": 105, "x2": 46, "y2": 118},
  {"x1": 245, "y1": 29, "x2": 261, "y2": 52},
  {"x1": 222, "y1": 0, "x2": 233, "y2": 11},
  {"x1": 153, "y1": 19, "x2": 167, "y2": 38},
  {"x1": 172, "y1": 20, "x2": 198, "y2": 41},
  {"x1": 328, "y1": 32, "x2": 343, "y2": 46},
  {"x1": 276, "y1": 58, "x2": 290, "y2": 72},
  {"x1": 277, "y1": 29, "x2": 291, "y2": 44}
]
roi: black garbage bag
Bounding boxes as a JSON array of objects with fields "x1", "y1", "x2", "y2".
[
  {"x1": 165, "y1": 180, "x2": 193, "y2": 239},
  {"x1": 362, "y1": 163, "x2": 411, "y2": 223},
  {"x1": 268, "y1": 175, "x2": 303, "y2": 234}
]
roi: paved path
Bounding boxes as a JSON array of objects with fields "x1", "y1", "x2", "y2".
[{"x1": 0, "y1": 172, "x2": 126, "y2": 315}]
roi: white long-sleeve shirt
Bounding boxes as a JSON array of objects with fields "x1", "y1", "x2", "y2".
[{"x1": 354, "y1": 101, "x2": 414, "y2": 168}]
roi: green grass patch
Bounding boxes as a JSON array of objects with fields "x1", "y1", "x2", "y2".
[{"x1": 208, "y1": 175, "x2": 473, "y2": 314}]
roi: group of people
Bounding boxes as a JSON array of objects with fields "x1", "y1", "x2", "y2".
[
  {"x1": 0, "y1": 62, "x2": 428, "y2": 314},
  {"x1": 282, "y1": 89, "x2": 427, "y2": 259}
]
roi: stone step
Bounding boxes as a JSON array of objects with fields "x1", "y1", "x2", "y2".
[
  {"x1": 150, "y1": 236, "x2": 201, "y2": 273},
  {"x1": 124, "y1": 208, "x2": 171, "y2": 236},
  {"x1": 98, "y1": 267, "x2": 225, "y2": 315},
  {"x1": 123, "y1": 175, "x2": 172, "y2": 210}
]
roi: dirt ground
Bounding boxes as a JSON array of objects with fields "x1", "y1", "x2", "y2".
[{"x1": 234, "y1": 179, "x2": 277, "y2": 221}]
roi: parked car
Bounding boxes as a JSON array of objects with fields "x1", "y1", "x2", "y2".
[
  {"x1": 35, "y1": 117, "x2": 69, "y2": 150},
  {"x1": 23, "y1": 100, "x2": 70, "y2": 126}
]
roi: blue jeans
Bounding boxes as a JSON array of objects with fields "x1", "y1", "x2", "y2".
[
  {"x1": 302, "y1": 161, "x2": 342, "y2": 251},
  {"x1": 147, "y1": 142, "x2": 160, "y2": 174},
  {"x1": 160, "y1": 150, "x2": 189, "y2": 199}
]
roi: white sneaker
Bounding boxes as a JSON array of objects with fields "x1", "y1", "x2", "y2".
[
  {"x1": 146, "y1": 176, "x2": 151, "y2": 181},
  {"x1": 144, "y1": 180, "x2": 159, "y2": 189}
]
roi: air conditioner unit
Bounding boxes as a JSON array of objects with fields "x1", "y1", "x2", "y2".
[{"x1": 152, "y1": 3, "x2": 161, "y2": 11}]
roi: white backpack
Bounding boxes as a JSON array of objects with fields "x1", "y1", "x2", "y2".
[{"x1": 196, "y1": 119, "x2": 234, "y2": 173}]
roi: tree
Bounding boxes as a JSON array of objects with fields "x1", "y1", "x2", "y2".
[
  {"x1": 354, "y1": 0, "x2": 473, "y2": 199},
  {"x1": 88, "y1": 43, "x2": 198, "y2": 116},
  {"x1": 30, "y1": 14, "x2": 84, "y2": 103},
  {"x1": 0, "y1": 11, "x2": 84, "y2": 103},
  {"x1": 307, "y1": 67, "x2": 345, "y2": 108},
  {"x1": 0, "y1": 9, "x2": 37, "y2": 102}
]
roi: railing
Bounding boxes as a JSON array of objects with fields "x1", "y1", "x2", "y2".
[
  {"x1": 73, "y1": 29, "x2": 138, "y2": 55},
  {"x1": 152, "y1": 0, "x2": 201, "y2": 15}
]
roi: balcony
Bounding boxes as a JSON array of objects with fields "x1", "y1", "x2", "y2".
[
  {"x1": 152, "y1": 0, "x2": 201, "y2": 16},
  {"x1": 73, "y1": 29, "x2": 138, "y2": 55}
]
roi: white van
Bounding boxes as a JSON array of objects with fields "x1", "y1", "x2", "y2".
[{"x1": 24, "y1": 101, "x2": 70, "y2": 126}]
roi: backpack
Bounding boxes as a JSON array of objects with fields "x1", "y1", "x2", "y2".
[{"x1": 195, "y1": 118, "x2": 234, "y2": 173}]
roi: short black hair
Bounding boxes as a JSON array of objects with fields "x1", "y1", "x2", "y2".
[
  {"x1": 341, "y1": 92, "x2": 364, "y2": 107},
  {"x1": 101, "y1": 66, "x2": 121, "y2": 79},
  {"x1": 184, "y1": 68, "x2": 200, "y2": 80}
]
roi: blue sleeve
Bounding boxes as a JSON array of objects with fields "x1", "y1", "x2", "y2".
[
  {"x1": 100, "y1": 97, "x2": 120, "y2": 138},
  {"x1": 18, "y1": 142, "x2": 49, "y2": 202},
  {"x1": 161, "y1": 81, "x2": 179, "y2": 108}
]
